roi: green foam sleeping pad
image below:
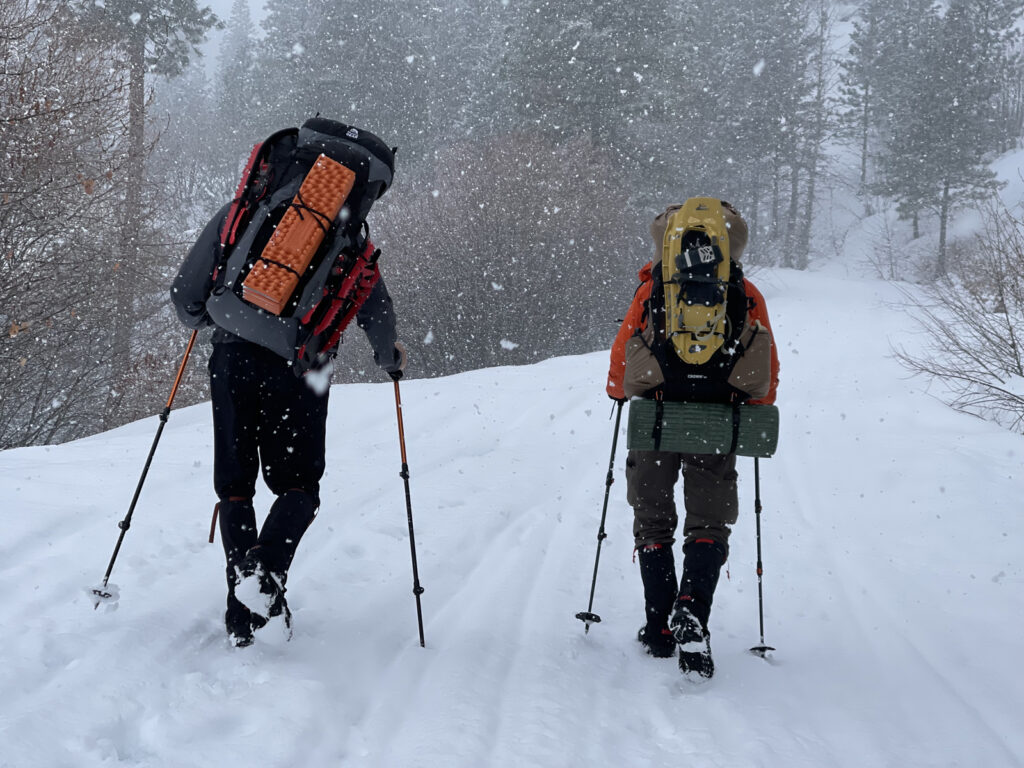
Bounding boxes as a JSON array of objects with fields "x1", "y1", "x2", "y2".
[{"x1": 626, "y1": 399, "x2": 779, "y2": 458}]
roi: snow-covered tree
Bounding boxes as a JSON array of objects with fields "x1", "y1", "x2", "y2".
[{"x1": 0, "y1": 0, "x2": 132, "y2": 447}]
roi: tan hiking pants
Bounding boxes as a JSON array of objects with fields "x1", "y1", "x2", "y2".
[{"x1": 625, "y1": 449, "x2": 738, "y2": 554}]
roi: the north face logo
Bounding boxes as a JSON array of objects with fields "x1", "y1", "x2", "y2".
[{"x1": 346, "y1": 128, "x2": 359, "y2": 139}]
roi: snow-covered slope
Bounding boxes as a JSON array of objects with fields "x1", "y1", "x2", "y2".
[{"x1": 2, "y1": 267, "x2": 1022, "y2": 768}]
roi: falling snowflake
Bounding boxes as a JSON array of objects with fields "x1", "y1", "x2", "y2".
[{"x1": 500, "y1": 339, "x2": 519, "y2": 350}]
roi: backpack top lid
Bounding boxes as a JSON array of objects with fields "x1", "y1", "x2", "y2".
[{"x1": 298, "y1": 117, "x2": 395, "y2": 199}]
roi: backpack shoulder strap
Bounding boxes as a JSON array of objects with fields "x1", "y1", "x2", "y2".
[{"x1": 220, "y1": 127, "x2": 299, "y2": 249}]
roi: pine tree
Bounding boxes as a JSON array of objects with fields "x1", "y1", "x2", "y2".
[
  {"x1": 249, "y1": 0, "x2": 315, "y2": 128},
  {"x1": 215, "y1": 0, "x2": 259, "y2": 178},
  {"x1": 252, "y1": 0, "x2": 431, "y2": 160},
  {"x1": 503, "y1": 0, "x2": 668, "y2": 184},
  {"x1": 655, "y1": 0, "x2": 817, "y2": 260},
  {"x1": 419, "y1": 0, "x2": 515, "y2": 140},
  {"x1": 873, "y1": 0, "x2": 1024, "y2": 274},
  {"x1": 67, "y1": 0, "x2": 219, "y2": 424},
  {"x1": 840, "y1": 0, "x2": 887, "y2": 212},
  {"x1": 795, "y1": 1, "x2": 838, "y2": 268}
]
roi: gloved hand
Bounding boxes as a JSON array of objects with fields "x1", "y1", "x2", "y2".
[{"x1": 387, "y1": 341, "x2": 407, "y2": 381}]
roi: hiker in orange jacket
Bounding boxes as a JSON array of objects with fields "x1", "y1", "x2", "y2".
[{"x1": 605, "y1": 199, "x2": 779, "y2": 678}]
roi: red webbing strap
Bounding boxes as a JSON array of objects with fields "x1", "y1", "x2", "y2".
[
  {"x1": 320, "y1": 262, "x2": 380, "y2": 352},
  {"x1": 220, "y1": 141, "x2": 264, "y2": 247},
  {"x1": 297, "y1": 241, "x2": 380, "y2": 361}
]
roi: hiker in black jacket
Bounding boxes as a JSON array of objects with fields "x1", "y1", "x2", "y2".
[{"x1": 171, "y1": 203, "x2": 406, "y2": 647}]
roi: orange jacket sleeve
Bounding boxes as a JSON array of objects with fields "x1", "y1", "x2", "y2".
[
  {"x1": 607, "y1": 263, "x2": 654, "y2": 399},
  {"x1": 743, "y1": 278, "x2": 780, "y2": 405}
]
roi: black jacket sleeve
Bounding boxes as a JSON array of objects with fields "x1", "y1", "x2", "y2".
[
  {"x1": 169, "y1": 204, "x2": 231, "y2": 329},
  {"x1": 356, "y1": 274, "x2": 401, "y2": 372}
]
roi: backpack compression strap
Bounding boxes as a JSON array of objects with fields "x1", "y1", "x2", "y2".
[
  {"x1": 220, "y1": 141, "x2": 265, "y2": 249},
  {"x1": 296, "y1": 240, "x2": 381, "y2": 368},
  {"x1": 219, "y1": 127, "x2": 301, "y2": 250}
]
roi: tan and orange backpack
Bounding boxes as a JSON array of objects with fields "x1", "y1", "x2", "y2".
[{"x1": 623, "y1": 197, "x2": 772, "y2": 402}]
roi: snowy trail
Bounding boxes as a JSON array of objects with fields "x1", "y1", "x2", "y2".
[{"x1": 2, "y1": 267, "x2": 1023, "y2": 768}]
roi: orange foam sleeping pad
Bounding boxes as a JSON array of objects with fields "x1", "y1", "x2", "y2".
[{"x1": 242, "y1": 154, "x2": 356, "y2": 315}]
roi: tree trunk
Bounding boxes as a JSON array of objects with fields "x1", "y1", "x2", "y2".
[
  {"x1": 750, "y1": 166, "x2": 761, "y2": 254},
  {"x1": 937, "y1": 180, "x2": 950, "y2": 277},
  {"x1": 800, "y1": 10, "x2": 828, "y2": 272},
  {"x1": 786, "y1": 162, "x2": 800, "y2": 267},
  {"x1": 799, "y1": 153, "x2": 817, "y2": 271},
  {"x1": 861, "y1": 90, "x2": 872, "y2": 216},
  {"x1": 105, "y1": 29, "x2": 146, "y2": 427},
  {"x1": 770, "y1": 170, "x2": 780, "y2": 250}
]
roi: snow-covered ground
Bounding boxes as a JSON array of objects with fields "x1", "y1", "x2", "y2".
[{"x1": 2, "y1": 266, "x2": 1022, "y2": 767}]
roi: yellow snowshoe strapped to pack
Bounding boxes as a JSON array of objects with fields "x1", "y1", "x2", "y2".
[{"x1": 661, "y1": 197, "x2": 733, "y2": 365}]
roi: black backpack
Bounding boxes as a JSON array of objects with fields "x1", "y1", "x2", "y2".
[
  {"x1": 206, "y1": 117, "x2": 395, "y2": 375},
  {"x1": 645, "y1": 257, "x2": 753, "y2": 402}
]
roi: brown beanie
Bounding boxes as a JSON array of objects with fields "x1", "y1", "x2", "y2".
[
  {"x1": 649, "y1": 204, "x2": 682, "y2": 263},
  {"x1": 720, "y1": 200, "x2": 748, "y2": 261}
]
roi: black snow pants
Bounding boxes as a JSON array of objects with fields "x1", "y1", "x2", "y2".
[
  {"x1": 209, "y1": 341, "x2": 327, "y2": 576},
  {"x1": 209, "y1": 341, "x2": 329, "y2": 502}
]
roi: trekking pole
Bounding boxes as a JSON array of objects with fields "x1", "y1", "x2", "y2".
[
  {"x1": 392, "y1": 378, "x2": 426, "y2": 647},
  {"x1": 575, "y1": 399, "x2": 624, "y2": 633},
  {"x1": 91, "y1": 329, "x2": 199, "y2": 608},
  {"x1": 749, "y1": 457, "x2": 776, "y2": 657}
]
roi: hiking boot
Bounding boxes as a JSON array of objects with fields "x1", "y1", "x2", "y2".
[
  {"x1": 677, "y1": 539, "x2": 726, "y2": 624},
  {"x1": 225, "y1": 593, "x2": 266, "y2": 648},
  {"x1": 637, "y1": 624, "x2": 676, "y2": 658},
  {"x1": 636, "y1": 542, "x2": 677, "y2": 652},
  {"x1": 670, "y1": 602, "x2": 714, "y2": 680},
  {"x1": 234, "y1": 546, "x2": 289, "y2": 624},
  {"x1": 636, "y1": 544, "x2": 678, "y2": 659}
]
